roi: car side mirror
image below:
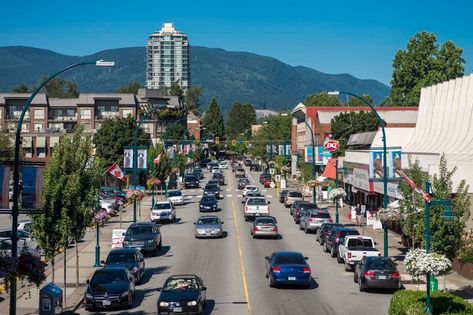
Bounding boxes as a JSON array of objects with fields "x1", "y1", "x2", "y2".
[
  {"x1": 374, "y1": 242, "x2": 377, "y2": 245},
  {"x1": 193, "y1": 222, "x2": 196, "y2": 225},
  {"x1": 221, "y1": 221, "x2": 224, "y2": 224},
  {"x1": 100, "y1": 260, "x2": 105, "y2": 264},
  {"x1": 202, "y1": 286, "x2": 207, "y2": 291},
  {"x1": 304, "y1": 257, "x2": 309, "y2": 260},
  {"x1": 86, "y1": 279, "x2": 90, "y2": 284},
  {"x1": 267, "y1": 201, "x2": 271, "y2": 204}
]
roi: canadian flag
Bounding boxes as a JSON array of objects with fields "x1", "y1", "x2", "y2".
[
  {"x1": 153, "y1": 153, "x2": 163, "y2": 164},
  {"x1": 106, "y1": 162, "x2": 126, "y2": 182}
]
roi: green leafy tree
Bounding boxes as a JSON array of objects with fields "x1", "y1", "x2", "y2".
[
  {"x1": 93, "y1": 116, "x2": 151, "y2": 169},
  {"x1": 38, "y1": 77, "x2": 79, "y2": 98},
  {"x1": 147, "y1": 143, "x2": 172, "y2": 187},
  {"x1": 116, "y1": 82, "x2": 142, "y2": 94},
  {"x1": 330, "y1": 111, "x2": 380, "y2": 156},
  {"x1": 347, "y1": 94, "x2": 374, "y2": 107},
  {"x1": 0, "y1": 131, "x2": 16, "y2": 162},
  {"x1": 169, "y1": 81, "x2": 183, "y2": 104},
  {"x1": 185, "y1": 86, "x2": 202, "y2": 116},
  {"x1": 202, "y1": 97, "x2": 225, "y2": 139},
  {"x1": 304, "y1": 92, "x2": 341, "y2": 107},
  {"x1": 225, "y1": 102, "x2": 256, "y2": 140},
  {"x1": 379, "y1": 96, "x2": 394, "y2": 107},
  {"x1": 12, "y1": 84, "x2": 31, "y2": 93},
  {"x1": 390, "y1": 32, "x2": 464, "y2": 106},
  {"x1": 161, "y1": 123, "x2": 187, "y2": 142},
  {"x1": 248, "y1": 114, "x2": 291, "y2": 159}
]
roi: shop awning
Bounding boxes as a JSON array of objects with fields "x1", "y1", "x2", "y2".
[{"x1": 322, "y1": 158, "x2": 337, "y2": 179}]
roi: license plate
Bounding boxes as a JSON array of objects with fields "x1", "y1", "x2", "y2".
[
  {"x1": 378, "y1": 275, "x2": 387, "y2": 280},
  {"x1": 173, "y1": 307, "x2": 182, "y2": 312},
  {"x1": 102, "y1": 300, "x2": 111, "y2": 306},
  {"x1": 288, "y1": 276, "x2": 296, "y2": 281}
]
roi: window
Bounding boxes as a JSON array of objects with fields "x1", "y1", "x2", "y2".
[
  {"x1": 82, "y1": 123, "x2": 91, "y2": 131},
  {"x1": 34, "y1": 109, "x2": 44, "y2": 119},
  {"x1": 34, "y1": 123, "x2": 43, "y2": 132},
  {"x1": 37, "y1": 147, "x2": 46, "y2": 158},
  {"x1": 122, "y1": 109, "x2": 133, "y2": 117},
  {"x1": 80, "y1": 109, "x2": 91, "y2": 119}
]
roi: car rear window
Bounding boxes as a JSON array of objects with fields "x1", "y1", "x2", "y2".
[
  {"x1": 255, "y1": 218, "x2": 276, "y2": 225},
  {"x1": 247, "y1": 198, "x2": 267, "y2": 206},
  {"x1": 288, "y1": 192, "x2": 302, "y2": 197},
  {"x1": 154, "y1": 203, "x2": 172, "y2": 210},
  {"x1": 347, "y1": 238, "x2": 374, "y2": 248},
  {"x1": 126, "y1": 226, "x2": 153, "y2": 235},
  {"x1": 312, "y1": 212, "x2": 331, "y2": 219},
  {"x1": 168, "y1": 191, "x2": 182, "y2": 197},
  {"x1": 185, "y1": 176, "x2": 197, "y2": 181},
  {"x1": 366, "y1": 258, "x2": 395, "y2": 271},
  {"x1": 275, "y1": 254, "x2": 305, "y2": 264}
]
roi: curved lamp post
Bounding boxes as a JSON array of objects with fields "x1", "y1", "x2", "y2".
[
  {"x1": 303, "y1": 121, "x2": 317, "y2": 204},
  {"x1": 9, "y1": 60, "x2": 115, "y2": 315},
  {"x1": 328, "y1": 91, "x2": 389, "y2": 257}
]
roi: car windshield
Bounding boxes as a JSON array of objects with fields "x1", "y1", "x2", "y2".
[
  {"x1": 313, "y1": 212, "x2": 331, "y2": 219},
  {"x1": 246, "y1": 186, "x2": 256, "y2": 190},
  {"x1": 154, "y1": 203, "x2": 171, "y2": 210},
  {"x1": 237, "y1": 168, "x2": 244, "y2": 172},
  {"x1": 185, "y1": 176, "x2": 197, "y2": 181},
  {"x1": 206, "y1": 185, "x2": 219, "y2": 191},
  {"x1": 197, "y1": 218, "x2": 220, "y2": 225},
  {"x1": 339, "y1": 230, "x2": 360, "y2": 238},
  {"x1": 275, "y1": 254, "x2": 305, "y2": 265},
  {"x1": 247, "y1": 198, "x2": 267, "y2": 206},
  {"x1": 366, "y1": 258, "x2": 396, "y2": 271},
  {"x1": 289, "y1": 192, "x2": 302, "y2": 197},
  {"x1": 256, "y1": 218, "x2": 275, "y2": 225},
  {"x1": 126, "y1": 226, "x2": 153, "y2": 236},
  {"x1": 163, "y1": 277, "x2": 199, "y2": 292},
  {"x1": 201, "y1": 196, "x2": 216, "y2": 203},
  {"x1": 168, "y1": 191, "x2": 182, "y2": 197},
  {"x1": 106, "y1": 252, "x2": 136, "y2": 264},
  {"x1": 91, "y1": 270, "x2": 127, "y2": 284}
]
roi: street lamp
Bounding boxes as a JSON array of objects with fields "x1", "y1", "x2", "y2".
[
  {"x1": 9, "y1": 60, "x2": 114, "y2": 315},
  {"x1": 328, "y1": 90, "x2": 389, "y2": 257},
  {"x1": 424, "y1": 181, "x2": 453, "y2": 314},
  {"x1": 303, "y1": 121, "x2": 317, "y2": 204}
]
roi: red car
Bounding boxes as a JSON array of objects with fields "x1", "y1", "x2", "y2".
[{"x1": 263, "y1": 177, "x2": 272, "y2": 188}]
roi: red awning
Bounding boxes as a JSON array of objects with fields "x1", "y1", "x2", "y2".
[{"x1": 322, "y1": 158, "x2": 337, "y2": 179}]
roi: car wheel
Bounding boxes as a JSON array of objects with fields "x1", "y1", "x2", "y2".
[
  {"x1": 344, "y1": 262, "x2": 352, "y2": 271},
  {"x1": 323, "y1": 243, "x2": 329, "y2": 252},
  {"x1": 252, "y1": 234, "x2": 256, "y2": 239},
  {"x1": 304, "y1": 226, "x2": 309, "y2": 234},
  {"x1": 359, "y1": 281, "x2": 365, "y2": 292},
  {"x1": 269, "y1": 276, "x2": 275, "y2": 288},
  {"x1": 336, "y1": 253, "x2": 343, "y2": 263},
  {"x1": 157, "y1": 239, "x2": 162, "y2": 251},
  {"x1": 331, "y1": 247, "x2": 337, "y2": 258},
  {"x1": 353, "y1": 273, "x2": 358, "y2": 283},
  {"x1": 299, "y1": 223, "x2": 303, "y2": 230},
  {"x1": 128, "y1": 294, "x2": 133, "y2": 309}
]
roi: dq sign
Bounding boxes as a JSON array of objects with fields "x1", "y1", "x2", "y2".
[{"x1": 323, "y1": 140, "x2": 340, "y2": 152}]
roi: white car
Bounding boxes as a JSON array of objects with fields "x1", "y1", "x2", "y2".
[
  {"x1": 0, "y1": 239, "x2": 40, "y2": 257},
  {"x1": 219, "y1": 161, "x2": 228, "y2": 169},
  {"x1": 244, "y1": 197, "x2": 270, "y2": 221},
  {"x1": 167, "y1": 190, "x2": 184, "y2": 205},
  {"x1": 242, "y1": 185, "x2": 258, "y2": 197},
  {"x1": 151, "y1": 201, "x2": 176, "y2": 222},
  {"x1": 211, "y1": 167, "x2": 221, "y2": 174}
]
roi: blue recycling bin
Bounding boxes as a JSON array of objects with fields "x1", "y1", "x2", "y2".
[{"x1": 39, "y1": 282, "x2": 63, "y2": 315}]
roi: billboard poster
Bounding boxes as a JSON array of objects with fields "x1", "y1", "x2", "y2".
[
  {"x1": 0, "y1": 165, "x2": 10, "y2": 209},
  {"x1": 389, "y1": 150, "x2": 402, "y2": 178},
  {"x1": 137, "y1": 149, "x2": 147, "y2": 169},
  {"x1": 21, "y1": 166, "x2": 43, "y2": 209},
  {"x1": 123, "y1": 149, "x2": 133, "y2": 169},
  {"x1": 369, "y1": 151, "x2": 385, "y2": 179}
]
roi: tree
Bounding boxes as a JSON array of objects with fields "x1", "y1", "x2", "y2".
[
  {"x1": 330, "y1": 111, "x2": 380, "y2": 156},
  {"x1": 147, "y1": 143, "x2": 172, "y2": 188},
  {"x1": 202, "y1": 97, "x2": 225, "y2": 139},
  {"x1": 161, "y1": 123, "x2": 187, "y2": 141},
  {"x1": 185, "y1": 86, "x2": 202, "y2": 116},
  {"x1": 0, "y1": 131, "x2": 15, "y2": 162},
  {"x1": 379, "y1": 96, "x2": 394, "y2": 107},
  {"x1": 390, "y1": 32, "x2": 464, "y2": 106},
  {"x1": 12, "y1": 84, "x2": 31, "y2": 93},
  {"x1": 93, "y1": 116, "x2": 151, "y2": 169},
  {"x1": 225, "y1": 102, "x2": 256, "y2": 140},
  {"x1": 347, "y1": 94, "x2": 374, "y2": 107},
  {"x1": 116, "y1": 82, "x2": 142, "y2": 94},
  {"x1": 248, "y1": 114, "x2": 291, "y2": 159},
  {"x1": 304, "y1": 92, "x2": 341, "y2": 107},
  {"x1": 38, "y1": 77, "x2": 79, "y2": 98},
  {"x1": 169, "y1": 80, "x2": 183, "y2": 102}
]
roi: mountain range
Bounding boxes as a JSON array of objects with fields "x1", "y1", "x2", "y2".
[{"x1": 0, "y1": 46, "x2": 390, "y2": 113}]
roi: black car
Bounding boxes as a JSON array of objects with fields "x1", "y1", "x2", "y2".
[
  {"x1": 184, "y1": 175, "x2": 199, "y2": 189},
  {"x1": 123, "y1": 222, "x2": 162, "y2": 255},
  {"x1": 244, "y1": 159, "x2": 252, "y2": 166},
  {"x1": 316, "y1": 223, "x2": 344, "y2": 245},
  {"x1": 193, "y1": 169, "x2": 203, "y2": 179},
  {"x1": 354, "y1": 256, "x2": 401, "y2": 292},
  {"x1": 237, "y1": 178, "x2": 250, "y2": 190},
  {"x1": 212, "y1": 172, "x2": 225, "y2": 185},
  {"x1": 84, "y1": 267, "x2": 135, "y2": 310},
  {"x1": 292, "y1": 202, "x2": 317, "y2": 223},
  {"x1": 157, "y1": 275, "x2": 207, "y2": 315},
  {"x1": 324, "y1": 227, "x2": 360, "y2": 257},
  {"x1": 102, "y1": 248, "x2": 145, "y2": 284},
  {"x1": 250, "y1": 163, "x2": 261, "y2": 171},
  {"x1": 199, "y1": 195, "x2": 218, "y2": 212},
  {"x1": 203, "y1": 183, "x2": 221, "y2": 199},
  {"x1": 279, "y1": 190, "x2": 288, "y2": 203}
]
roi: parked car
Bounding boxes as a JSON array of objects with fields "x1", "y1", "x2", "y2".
[
  {"x1": 0, "y1": 228, "x2": 40, "y2": 253},
  {"x1": 300, "y1": 209, "x2": 332, "y2": 233},
  {"x1": 151, "y1": 201, "x2": 176, "y2": 223},
  {"x1": 285, "y1": 191, "x2": 303, "y2": 208},
  {"x1": 292, "y1": 202, "x2": 317, "y2": 224},
  {"x1": 0, "y1": 239, "x2": 39, "y2": 257},
  {"x1": 316, "y1": 223, "x2": 344, "y2": 245},
  {"x1": 203, "y1": 183, "x2": 221, "y2": 199},
  {"x1": 199, "y1": 195, "x2": 218, "y2": 212},
  {"x1": 237, "y1": 178, "x2": 250, "y2": 190},
  {"x1": 212, "y1": 172, "x2": 225, "y2": 186},
  {"x1": 279, "y1": 190, "x2": 288, "y2": 203},
  {"x1": 354, "y1": 256, "x2": 401, "y2": 292},
  {"x1": 251, "y1": 216, "x2": 278, "y2": 239},
  {"x1": 157, "y1": 275, "x2": 207, "y2": 314},
  {"x1": 194, "y1": 215, "x2": 224, "y2": 238},
  {"x1": 102, "y1": 248, "x2": 145, "y2": 284},
  {"x1": 84, "y1": 267, "x2": 135, "y2": 310},
  {"x1": 235, "y1": 168, "x2": 246, "y2": 178},
  {"x1": 265, "y1": 251, "x2": 311, "y2": 288},
  {"x1": 167, "y1": 190, "x2": 184, "y2": 206},
  {"x1": 123, "y1": 222, "x2": 162, "y2": 255},
  {"x1": 338, "y1": 236, "x2": 380, "y2": 271},
  {"x1": 99, "y1": 197, "x2": 118, "y2": 215},
  {"x1": 242, "y1": 185, "x2": 258, "y2": 197},
  {"x1": 259, "y1": 172, "x2": 271, "y2": 184},
  {"x1": 324, "y1": 228, "x2": 360, "y2": 258},
  {"x1": 184, "y1": 175, "x2": 199, "y2": 189},
  {"x1": 244, "y1": 197, "x2": 270, "y2": 221},
  {"x1": 219, "y1": 161, "x2": 228, "y2": 169},
  {"x1": 250, "y1": 163, "x2": 261, "y2": 172}
]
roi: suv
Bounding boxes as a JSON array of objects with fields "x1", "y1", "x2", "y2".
[
  {"x1": 204, "y1": 183, "x2": 221, "y2": 199},
  {"x1": 285, "y1": 191, "x2": 303, "y2": 208},
  {"x1": 212, "y1": 172, "x2": 225, "y2": 186},
  {"x1": 151, "y1": 201, "x2": 176, "y2": 223},
  {"x1": 324, "y1": 228, "x2": 360, "y2": 258},
  {"x1": 292, "y1": 202, "x2": 317, "y2": 223},
  {"x1": 237, "y1": 178, "x2": 250, "y2": 190},
  {"x1": 317, "y1": 223, "x2": 344, "y2": 245},
  {"x1": 235, "y1": 168, "x2": 245, "y2": 178},
  {"x1": 300, "y1": 210, "x2": 332, "y2": 233},
  {"x1": 123, "y1": 222, "x2": 162, "y2": 255},
  {"x1": 184, "y1": 175, "x2": 199, "y2": 189}
]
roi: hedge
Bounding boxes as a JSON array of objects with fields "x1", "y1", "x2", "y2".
[{"x1": 389, "y1": 290, "x2": 473, "y2": 315}]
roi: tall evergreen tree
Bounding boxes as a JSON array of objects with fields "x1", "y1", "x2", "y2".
[
  {"x1": 225, "y1": 102, "x2": 256, "y2": 140},
  {"x1": 116, "y1": 82, "x2": 142, "y2": 94},
  {"x1": 202, "y1": 97, "x2": 225, "y2": 139},
  {"x1": 185, "y1": 86, "x2": 202, "y2": 116}
]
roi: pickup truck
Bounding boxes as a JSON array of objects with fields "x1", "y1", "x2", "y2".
[
  {"x1": 244, "y1": 197, "x2": 270, "y2": 221},
  {"x1": 338, "y1": 235, "x2": 380, "y2": 271}
]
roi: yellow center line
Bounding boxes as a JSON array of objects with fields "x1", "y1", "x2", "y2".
[{"x1": 229, "y1": 171, "x2": 252, "y2": 315}]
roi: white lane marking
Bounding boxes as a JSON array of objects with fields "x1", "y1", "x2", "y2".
[
  {"x1": 262, "y1": 189, "x2": 267, "y2": 192},
  {"x1": 226, "y1": 194, "x2": 233, "y2": 197},
  {"x1": 246, "y1": 171, "x2": 256, "y2": 184},
  {"x1": 267, "y1": 195, "x2": 273, "y2": 198},
  {"x1": 226, "y1": 189, "x2": 231, "y2": 192}
]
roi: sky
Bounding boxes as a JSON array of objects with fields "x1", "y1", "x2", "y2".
[{"x1": 1, "y1": 0, "x2": 472, "y2": 85}]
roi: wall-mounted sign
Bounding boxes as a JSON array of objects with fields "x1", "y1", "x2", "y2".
[{"x1": 323, "y1": 140, "x2": 340, "y2": 152}]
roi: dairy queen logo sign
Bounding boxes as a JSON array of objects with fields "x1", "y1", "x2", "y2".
[{"x1": 323, "y1": 140, "x2": 340, "y2": 152}]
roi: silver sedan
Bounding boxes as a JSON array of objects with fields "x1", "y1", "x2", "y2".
[
  {"x1": 251, "y1": 216, "x2": 278, "y2": 239},
  {"x1": 194, "y1": 215, "x2": 224, "y2": 238}
]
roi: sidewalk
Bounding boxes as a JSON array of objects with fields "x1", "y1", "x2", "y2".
[{"x1": 0, "y1": 197, "x2": 153, "y2": 314}]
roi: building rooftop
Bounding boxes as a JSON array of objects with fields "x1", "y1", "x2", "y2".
[{"x1": 0, "y1": 93, "x2": 48, "y2": 105}]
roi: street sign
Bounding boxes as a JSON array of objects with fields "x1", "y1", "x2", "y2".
[
  {"x1": 269, "y1": 168, "x2": 275, "y2": 175},
  {"x1": 270, "y1": 182, "x2": 276, "y2": 188},
  {"x1": 323, "y1": 140, "x2": 340, "y2": 152}
]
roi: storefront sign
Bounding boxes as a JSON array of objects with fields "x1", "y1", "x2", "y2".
[
  {"x1": 373, "y1": 181, "x2": 402, "y2": 199},
  {"x1": 352, "y1": 168, "x2": 370, "y2": 192},
  {"x1": 323, "y1": 140, "x2": 340, "y2": 152},
  {"x1": 112, "y1": 229, "x2": 127, "y2": 248}
]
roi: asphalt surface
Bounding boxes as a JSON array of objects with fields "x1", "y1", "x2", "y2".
[{"x1": 79, "y1": 165, "x2": 392, "y2": 315}]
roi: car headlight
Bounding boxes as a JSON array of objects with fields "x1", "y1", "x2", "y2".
[
  {"x1": 120, "y1": 291, "x2": 129, "y2": 299},
  {"x1": 196, "y1": 229, "x2": 205, "y2": 233},
  {"x1": 187, "y1": 300, "x2": 197, "y2": 306},
  {"x1": 85, "y1": 292, "x2": 93, "y2": 300},
  {"x1": 159, "y1": 301, "x2": 169, "y2": 307}
]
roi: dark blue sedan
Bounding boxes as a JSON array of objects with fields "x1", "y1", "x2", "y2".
[
  {"x1": 199, "y1": 195, "x2": 218, "y2": 212},
  {"x1": 265, "y1": 251, "x2": 311, "y2": 288}
]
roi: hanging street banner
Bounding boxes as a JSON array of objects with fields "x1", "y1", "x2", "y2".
[
  {"x1": 123, "y1": 149, "x2": 133, "y2": 169},
  {"x1": 137, "y1": 149, "x2": 147, "y2": 169},
  {"x1": 0, "y1": 165, "x2": 10, "y2": 209},
  {"x1": 21, "y1": 166, "x2": 43, "y2": 209}
]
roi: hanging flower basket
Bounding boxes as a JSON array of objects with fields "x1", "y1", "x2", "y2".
[
  {"x1": 93, "y1": 209, "x2": 110, "y2": 227},
  {"x1": 377, "y1": 207, "x2": 401, "y2": 223},
  {"x1": 147, "y1": 177, "x2": 161, "y2": 187},
  {"x1": 17, "y1": 251, "x2": 47, "y2": 287},
  {"x1": 329, "y1": 188, "x2": 346, "y2": 199},
  {"x1": 404, "y1": 248, "x2": 451, "y2": 282},
  {"x1": 126, "y1": 189, "x2": 145, "y2": 204},
  {"x1": 0, "y1": 255, "x2": 17, "y2": 291}
]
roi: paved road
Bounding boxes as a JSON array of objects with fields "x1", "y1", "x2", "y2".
[{"x1": 80, "y1": 166, "x2": 392, "y2": 315}]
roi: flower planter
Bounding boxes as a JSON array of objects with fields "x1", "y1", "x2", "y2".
[{"x1": 452, "y1": 258, "x2": 473, "y2": 280}]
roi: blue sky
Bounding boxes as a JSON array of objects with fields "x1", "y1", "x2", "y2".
[{"x1": 1, "y1": 0, "x2": 472, "y2": 85}]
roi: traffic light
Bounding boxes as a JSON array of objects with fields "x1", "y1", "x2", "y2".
[
  {"x1": 232, "y1": 139, "x2": 236, "y2": 146},
  {"x1": 215, "y1": 136, "x2": 220, "y2": 144}
]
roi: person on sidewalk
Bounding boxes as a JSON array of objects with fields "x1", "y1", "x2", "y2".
[{"x1": 355, "y1": 204, "x2": 362, "y2": 227}]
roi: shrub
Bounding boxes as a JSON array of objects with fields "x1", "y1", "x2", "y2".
[{"x1": 389, "y1": 290, "x2": 473, "y2": 315}]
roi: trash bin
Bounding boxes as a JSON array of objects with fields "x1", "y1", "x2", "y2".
[
  {"x1": 39, "y1": 282, "x2": 63, "y2": 315},
  {"x1": 429, "y1": 276, "x2": 439, "y2": 292}
]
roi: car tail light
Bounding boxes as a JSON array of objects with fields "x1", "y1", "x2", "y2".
[
  {"x1": 364, "y1": 271, "x2": 376, "y2": 279},
  {"x1": 391, "y1": 272, "x2": 400, "y2": 278},
  {"x1": 272, "y1": 266, "x2": 281, "y2": 273},
  {"x1": 303, "y1": 267, "x2": 311, "y2": 274},
  {"x1": 273, "y1": 226, "x2": 278, "y2": 232},
  {"x1": 254, "y1": 226, "x2": 259, "y2": 231},
  {"x1": 347, "y1": 252, "x2": 352, "y2": 259},
  {"x1": 309, "y1": 218, "x2": 316, "y2": 222}
]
